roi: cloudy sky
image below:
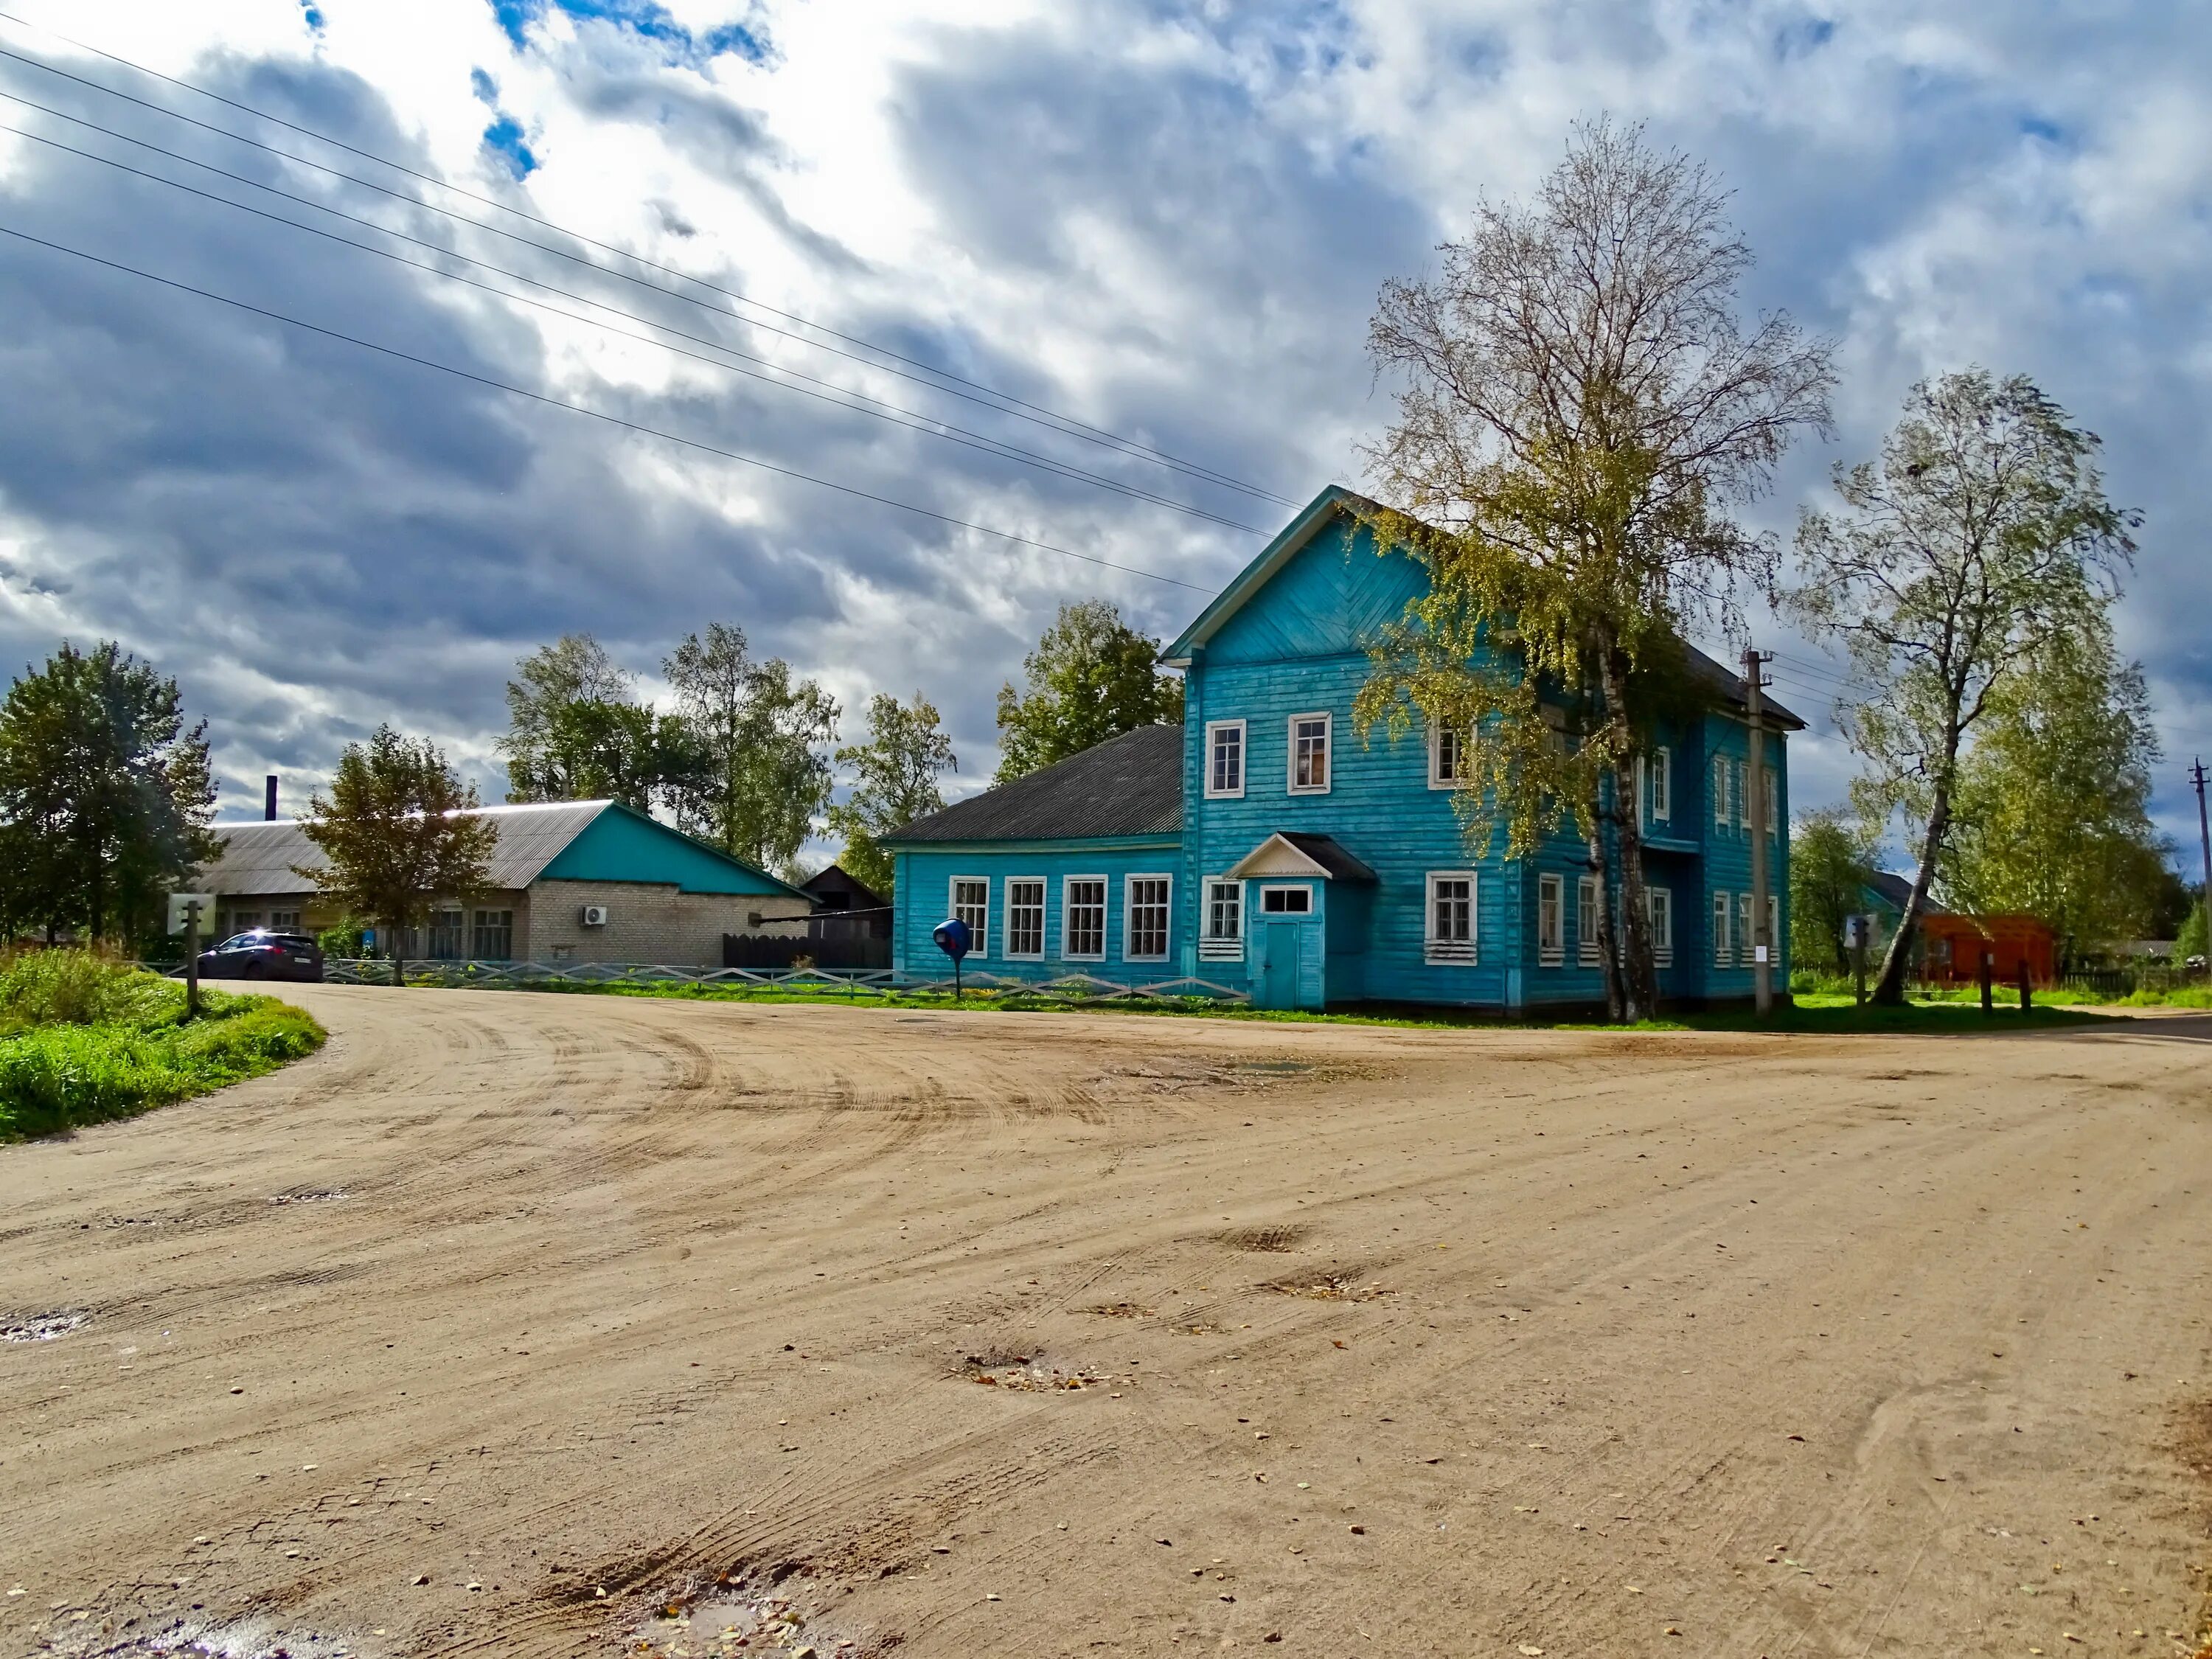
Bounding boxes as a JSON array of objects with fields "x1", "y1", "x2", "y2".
[{"x1": 0, "y1": 0, "x2": 2205, "y2": 868}]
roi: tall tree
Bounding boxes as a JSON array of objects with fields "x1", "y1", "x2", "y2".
[
  {"x1": 1939, "y1": 619, "x2": 2168, "y2": 967},
  {"x1": 1785, "y1": 369, "x2": 2136, "y2": 1002},
  {"x1": 1787, "y1": 805, "x2": 1878, "y2": 975},
  {"x1": 995, "y1": 600, "x2": 1183, "y2": 784},
  {"x1": 825, "y1": 692, "x2": 956, "y2": 897},
  {"x1": 1357, "y1": 119, "x2": 1834, "y2": 1019},
  {"x1": 0, "y1": 641, "x2": 216, "y2": 947},
  {"x1": 500, "y1": 634, "x2": 639, "y2": 802},
  {"x1": 297, "y1": 726, "x2": 498, "y2": 987},
  {"x1": 664, "y1": 623, "x2": 839, "y2": 875}
]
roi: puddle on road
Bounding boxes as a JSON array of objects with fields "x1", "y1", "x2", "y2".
[
  {"x1": 959, "y1": 1349, "x2": 1128, "y2": 1394},
  {"x1": 43, "y1": 1613, "x2": 365, "y2": 1658},
  {"x1": 3, "y1": 1309, "x2": 87, "y2": 1341},
  {"x1": 268, "y1": 1189, "x2": 348, "y2": 1206}
]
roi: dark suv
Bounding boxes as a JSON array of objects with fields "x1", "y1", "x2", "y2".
[{"x1": 197, "y1": 931, "x2": 325, "y2": 983}]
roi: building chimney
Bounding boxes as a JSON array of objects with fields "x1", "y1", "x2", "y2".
[{"x1": 265, "y1": 774, "x2": 279, "y2": 821}]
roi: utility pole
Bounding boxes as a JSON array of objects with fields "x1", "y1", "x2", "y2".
[
  {"x1": 1745, "y1": 647, "x2": 1773, "y2": 1017},
  {"x1": 2194, "y1": 758, "x2": 2211, "y2": 950}
]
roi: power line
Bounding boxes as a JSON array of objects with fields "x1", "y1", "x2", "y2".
[
  {"x1": 0, "y1": 221, "x2": 1211, "y2": 592},
  {"x1": 0, "y1": 16, "x2": 1300, "y2": 509},
  {"x1": 0, "y1": 106, "x2": 1264, "y2": 535}
]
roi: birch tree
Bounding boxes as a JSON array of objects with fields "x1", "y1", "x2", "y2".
[
  {"x1": 1784, "y1": 369, "x2": 2135, "y2": 1003},
  {"x1": 1357, "y1": 119, "x2": 1832, "y2": 1018}
]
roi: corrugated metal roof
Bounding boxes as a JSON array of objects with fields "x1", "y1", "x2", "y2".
[
  {"x1": 885, "y1": 725, "x2": 1184, "y2": 844},
  {"x1": 201, "y1": 800, "x2": 612, "y2": 896}
]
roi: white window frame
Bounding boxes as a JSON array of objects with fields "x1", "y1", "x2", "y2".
[
  {"x1": 1123, "y1": 873, "x2": 1173, "y2": 962},
  {"x1": 1259, "y1": 883, "x2": 1313, "y2": 916},
  {"x1": 1576, "y1": 874, "x2": 1601, "y2": 967},
  {"x1": 1004, "y1": 876, "x2": 1046, "y2": 960},
  {"x1": 1424, "y1": 870, "x2": 1477, "y2": 965},
  {"x1": 1205, "y1": 719, "x2": 1246, "y2": 799},
  {"x1": 1713, "y1": 752, "x2": 1731, "y2": 829},
  {"x1": 1765, "y1": 894, "x2": 1781, "y2": 968},
  {"x1": 1200, "y1": 877, "x2": 1243, "y2": 961},
  {"x1": 1062, "y1": 874, "x2": 1107, "y2": 961},
  {"x1": 1287, "y1": 711, "x2": 1332, "y2": 795},
  {"x1": 1649, "y1": 886, "x2": 1674, "y2": 967},
  {"x1": 1736, "y1": 759, "x2": 1751, "y2": 830},
  {"x1": 1427, "y1": 722, "x2": 1464, "y2": 790},
  {"x1": 1737, "y1": 893, "x2": 1754, "y2": 967},
  {"x1": 950, "y1": 875, "x2": 990, "y2": 959},
  {"x1": 1537, "y1": 872, "x2": 1565, "y2": 967},
  {"x1": 1650, "y1": 746, "x2": 1672, "y2": 823},
  {"x1": 1764, "y1": 770, "x2": 1779, "y2": 839},
  {"x1": 1713, "y1": 888, "x2": 1732, "y2": 966}
]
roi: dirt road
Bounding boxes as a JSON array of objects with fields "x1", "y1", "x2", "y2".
[{"x1": 3, "y1": 989, "x2": 2209, "y2": 1658}]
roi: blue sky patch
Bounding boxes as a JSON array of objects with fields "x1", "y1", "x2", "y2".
[
  {"x1": 481, "y1": 112, "x2": 538, "y2": 178},
  {"x1": 487, "y1": 0, "x2": 770, "y2": 65},
  {"x1": 299, "y1": 0, "x2": 325, "y2": 33}
]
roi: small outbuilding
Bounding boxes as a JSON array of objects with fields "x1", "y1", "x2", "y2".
[{"x1": 200, "y1": 799, "x2": 814, "y2": 967}]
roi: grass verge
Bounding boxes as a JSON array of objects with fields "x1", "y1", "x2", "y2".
[
  {"x1": 502, "y1": 976, "x2": 2114, "y2": 1035},
  {"x1": 0, "y1": 956, "x2": 325, "y2": 1142}
]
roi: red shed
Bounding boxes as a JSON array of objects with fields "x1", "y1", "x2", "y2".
[{"x1": 1918, "y1": 913, "x2": 2058, "y2": 989}]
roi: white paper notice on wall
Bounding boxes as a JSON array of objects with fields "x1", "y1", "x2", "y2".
[{"x1": 1754, "y1": 945, "x2": 1770, "y2": 964}]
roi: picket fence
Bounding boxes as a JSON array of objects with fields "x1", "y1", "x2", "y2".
[{"x1": 302, "y1": 959, "x2": 1248, "y2": 1003}]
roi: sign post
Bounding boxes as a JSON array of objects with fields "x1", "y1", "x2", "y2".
[
  {"x1": 167, "y1": 891, "x2": 213, "y2": 1020},
  {"x1": 932, "y1": 917, "x2": 972, "y2": 1002}
]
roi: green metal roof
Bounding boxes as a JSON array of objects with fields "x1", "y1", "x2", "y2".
[{"x1": 532, "y1": 801, "x2": 812, "y2": 900}]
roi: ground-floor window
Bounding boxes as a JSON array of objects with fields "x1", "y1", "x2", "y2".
[
  {"x1": 1201, "y1": 878, "x2": 1242, "y2": 960},
  {"x1": 1063, "y1": 877, "x2": 1107, "y2": 959},
  {"x1": 1648, "y1": 886, "x2": 1673, "y2": 967},
  {"x1": 428, "y1": 907, "x2": 465, "y2": 960},
  {"x1": 1576, "y1": 876, "x2": 1600, "y2": 966},
  {"x1": 1713, "y1": 890, "x2": 1732, "y2": 965},
  {"x1": 1005, "y1": 878, "x2": 1045, "y2": 958},
  {"x1": 269, "y1": 909, "x2": 302, "y2": 933},
  {"x1": 1124, "y1": 875, "x2": 1171, "y2": 961},
  {"x1": 1425, "y1": 872, "x2": 1475, "y2": 964},
  {"x1": 1260, "y1": 886, "x2": 1312, "y2": 915},
  {"x1": 473, "y1": 908, "x2": 513, "y2": 961},
  {"x1": 1537, "y1": 873, "x2": 1565, "y2": 965},
  {"x1": 951, "y1": 877, "x2": 989, "y2": 956},
  {"x1": 1767, "y1": 896, "x2": 1781, "y2": 970},
  {"x1": 1737, "y1": 894, "x2": 1753, "y2": 967}
]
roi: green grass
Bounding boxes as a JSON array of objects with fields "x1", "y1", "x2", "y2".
[
  {"x1": 0, "y1": 953, "x2": 325, "y2": 1142},
  {"x1": 501, "y1": 975, "x2": 2116, "y2": 1035}
]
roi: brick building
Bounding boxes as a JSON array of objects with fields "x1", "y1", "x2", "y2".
[{"x1": 200, "y1": 799, "x2": 814, "y2": 968}]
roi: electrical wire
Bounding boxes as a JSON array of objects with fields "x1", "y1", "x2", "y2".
[
  {"x1": 0, "y1": 17, "x2": 1300, "y2": 509},
  {"x1": 0, "y1": 107, "x2": 1265, "y2": 535},
  {"x1": 0, "y1": 221, "x2": 1212, "y2": 591}
]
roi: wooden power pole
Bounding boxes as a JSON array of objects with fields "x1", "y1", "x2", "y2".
[
  {"x1": 1745, "y1": 648, "x2": 1774, "y2": 1017},
  {"x1": 2194, "y1": 757, "x2": 2211, "y2": 948}
]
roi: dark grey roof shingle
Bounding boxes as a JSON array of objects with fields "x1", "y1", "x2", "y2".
[{"x1": 886, "y1": 724, "x2": 1184, "y2": 844}]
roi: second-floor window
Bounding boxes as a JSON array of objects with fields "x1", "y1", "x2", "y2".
[
  {"x1": 1206, "y1": 720, "x2": 1245, "y2": 797},
  {"x1": 1713, "y1": 753, "x2": 1731, "y2": 829},
  {"x1": 1429, "y1": 723, "x2": 1464, "y2": 789},
  {"x1": 1289, "y1": 713, "x2": 1331, "y2": 793},
  {"x1": 1649, "y1": 746, "x2": 1671, "y2": 822}
]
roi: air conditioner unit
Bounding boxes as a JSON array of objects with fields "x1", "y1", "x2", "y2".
[{"x1": 580, "y1": 905, "x2": 609, "y2": 927}]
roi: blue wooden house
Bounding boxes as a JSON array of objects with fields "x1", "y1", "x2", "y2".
[{"x1": 884, "y1": 487, "x2": 1801, "y2": 1012}]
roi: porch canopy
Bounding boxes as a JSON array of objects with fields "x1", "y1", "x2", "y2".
[{"x1": 1225, "y1": 832, "x2": 1377, "y2": 883}]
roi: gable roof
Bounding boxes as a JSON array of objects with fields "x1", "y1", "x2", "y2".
[
  {"x1": 1164, "y1": 484, "x2": 1804, "y2": 728},
  {"x1": 1863, "y1": 871, "x2": 1916, "y2": 912},
  {"x1": 200, "y1": 799, "x2": 810, "y2": 901},
  {"x1": 883, "y1": 724, "x2": 1184, "y2": 844},
  {"x1": 1225, "y1": 832, "x2": 1378, "y2": 883}
]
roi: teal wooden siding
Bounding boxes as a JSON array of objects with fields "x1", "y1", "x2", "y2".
[
  {"x1": 887, "y1": 488, "x2": 1790, "y2": 1010},
  {"x1": 891, "y1": 839, "x2": 1183, "y2": 985}
]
